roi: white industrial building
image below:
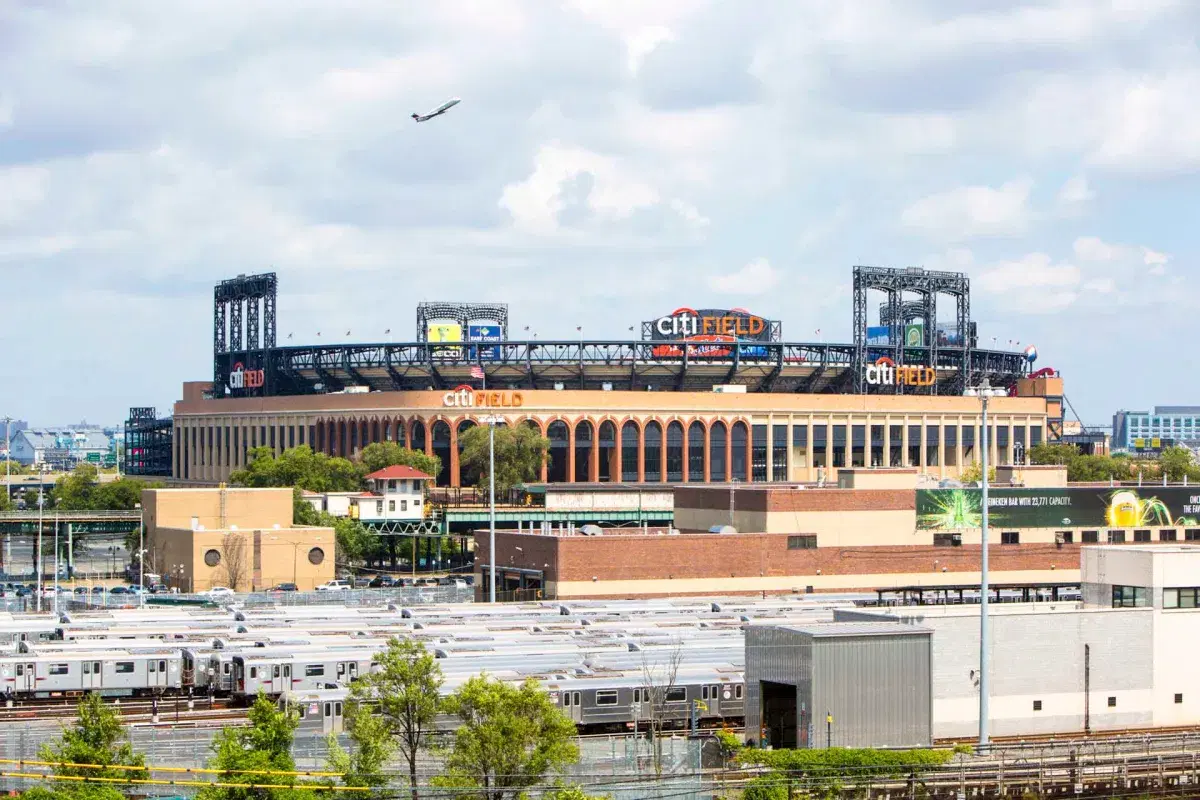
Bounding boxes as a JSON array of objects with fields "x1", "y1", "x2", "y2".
[
  {"x1": 749, "y1": 545, "x2": 1200, "y2": 746},
  {"x1": 301, "y1": 465, "x2": 432, "y2": 524}
]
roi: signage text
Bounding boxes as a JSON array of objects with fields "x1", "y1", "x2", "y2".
[
  {"x1": 864, "y1": 357, "x2": 936, "y2": 387},
  {"x1": 442, "y1": 385, "x2": 524, "y2": 408},
  {"x1": 228, "y1": 362, "x2": 265, "y2": 390}
]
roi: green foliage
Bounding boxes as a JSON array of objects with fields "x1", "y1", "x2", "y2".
[
  {"x1": 737, "y1": 747, "x2": 956, "y2": 798},
  {"x1": 714, "y1": 729, "x2": 742, "y2": 760},
  {"x1": 326, "y1": 709, "x2": 395, "y2": 795},
  {"x1": 742, "y1": 775, "x2": 788, "y2": 800},
  {"x1": 37, "y1": 693, "x2": 145, "y2": 800},
  {"x1": 458, "y1": 425, "x2": 550, "y2": 494},
  {"x1": 343, "y1": 638, "x2": 443, "y2": 799},
  {"x1": 357, "y1": 442, "x2": 441, "y2": 482},
  {"x1": 333, "y1": 517, "x2": 374, "y2": 565},
  {"x1": 1159, "y1": 446, "x2": 1200, "y2": 482},
  {"x1": 958, "y1": 462, "x2": 995, "y2": 484},
  {"x1": 1028, "y1": 442, "x2": 1079, "y2": 466},
  {"x1": 230, "y1": 446, "x2": 360, "y2": 493},
  {"x1": 439, "y1": 675, "x2": 579, "y2": 800},
  {"x1": 541, "y1": 784, "x2": 612, "y2": 800},
  {"x1": 1067, "y1": 454, "x2": 1133, "y2": 482},
  {"x1": 0, "y1": 491, "x2": 10, "y2": 512},
  {"x1": 50, "y1": 464, "x2": 158, "y2": 511},
  {"x1": 198, "y1": 692, "x2": 309, "y2": 800},
  {"x1": 21, "y1": 488, "x2": 39, "y2": 508}
]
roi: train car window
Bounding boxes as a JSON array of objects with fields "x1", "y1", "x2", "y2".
[
  {"x1": 160, "y1": 660, "x2": 167, "y2": 673},
  {"x1": 94, "y1": 662, "x2": 100, "y2": 674},
  {"x1": 273, "y1": 665, "x2": 281, "y2": 678},
  {"x1": 563, "y1": 693, "x2": 573, "y2": 707},
  {"x1": 305, "y1": 665, "x2": 325, "y2": 677},
  {"x1": 49, "y1": 664, "x2": 69, "y2": 676},
  {"x1": 735, "y1": 685, "x2": 744, "y2": 699},
  {"x1": 15, "y1": 665, "x2": 23, "y2": 676},
  {"x1": 701, "y1": 686, "x2": 709, "y2": 700},
  {"x1": 223, "y1": 663, "x2": 231, "y2": 675},
  {"x1": 335, "y1": 702, "x2": 343, "y2": 716},
  {"x1": 337, "y1": 663, "x2": 346, "y2": 675},
  {"x1": 250, "y1": 667, "x2": 258, "y2": 679},
  {"x1": 595, "y1": 690, "x2": 618, "y2": 706},
  {"x1": 115, "y1": 662, "x2": 135, "y2": 674},
  {"x1": 149, "y1": 661, "x2": 157, "y2": 673},
  {"x1": 83, "y1": 662, "x2": 91, "y2": 675},
  {"x1": 665, "y1": 688, "x2": 686, "y2": 703}
]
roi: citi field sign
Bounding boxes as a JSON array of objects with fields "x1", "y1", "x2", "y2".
[
  {"x1": 864, "y1": 357, "x2": 937, "y2": 387},
  {"x1": 442, "y1": 385, "x2": 525, "y2": 408},
  {"x1": 652, "y1": 307, "x2": 769, "y2": 339},
  {"x1": 228, "y1": 362, "x2": 265, "y2": 390}
]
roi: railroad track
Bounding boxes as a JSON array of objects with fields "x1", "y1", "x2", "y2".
[{"x1": 0, "y1": 696, "x2": 237, "y2": 722}]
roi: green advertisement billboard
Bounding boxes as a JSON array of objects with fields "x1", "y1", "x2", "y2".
[{"x1": 916, "y1": 487, "x2": 1200, "y2": 531}]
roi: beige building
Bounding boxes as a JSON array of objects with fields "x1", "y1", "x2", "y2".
[
  {"x1": 143, "y1": 487, "x2": 335, "y2": 592},
  {"x1": 170, "y1": 376, "x2": 1060, "y2": 487}
]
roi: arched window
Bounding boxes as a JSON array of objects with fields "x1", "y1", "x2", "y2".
[
  {"x1": 431, "y1": 421, "x2": 452, "y2": 486},
  {"x1": 410, "y1": 420, "x2": 426, "y2": 453},
  {"x1": 621, "y1": 421, "x2": 639, "y2": 482},
  {"x1": 394, "y1": 418, "x2": 408, "y2": 449},
  {"x1": 688, "y1": 422, "x2": 706, "y2": 482},
  {"x1": 598, "y1": 421, "x2": 617, "y2": 482},
  {"x1": 643, "y1": 421, "x2": 663, "y2": 482},
  {"x1": 731, "y1": 421, "x2": 749, "y2": 481},
  {"x1": 574, "y1": 421, "x2": 593, "y2": 483},
  {"x1": 709, "y1": 421, "x2": 727, "y2": 482},
  {"x1": 666, "y1": 422, "x2": 684, "y2": 482},
  {"x1": 456, "y1": 420, "x2": 476, "y2": 486},
  {"x1": 546, "y1": 421, "x2": 569, "y2": 483}
]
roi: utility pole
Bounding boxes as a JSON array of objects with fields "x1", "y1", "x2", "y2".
[
  {"x1": 3, "y1": 416, "x2": 11, "y2": 574},
  {"x1": 36, "y1": 491, "x2": 43, "y2": 613}
]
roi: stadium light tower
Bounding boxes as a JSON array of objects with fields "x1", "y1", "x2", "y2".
[{"x1": 963, "y1": 376, "x2": 1006, "y2": 749}]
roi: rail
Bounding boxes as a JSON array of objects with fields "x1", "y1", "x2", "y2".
[{"x1": 0, "y1": 510, "x2": 141, "y2": 520}]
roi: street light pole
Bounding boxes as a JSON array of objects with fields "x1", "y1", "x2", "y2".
[
  {"x1": 487, "y1": 416, "x2": 498, "y2": 603},
  {"x1": 36, "y1": 492, "x2": 43, "y2": 613},
  {"x1": 965, "y1": 377, "x2": 1004, "y2": 749},
  {"x1": 136, "y1": 502, "x2": 144, "y2": 607}
]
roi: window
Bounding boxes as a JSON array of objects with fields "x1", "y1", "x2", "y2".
[
  {"x1": 15, "y1": 665, "x2": 22, "y2": 677},
  {"x1": 665, "y1": 687, "x2": 686, "y2": 703},
  {"x1": 1032, "y1": 700, "x2": 1042, "y2": 711},
  {"x1": 83, "y1": 662, "x2": 91, "y2": 675},
  {"x1": 308, "y1": 547, "x2": 325, "y2": 565},
  {"x1": 273, "y1": 665, "x2": 281, "y2": 678},
  {"x1": 1161, "y1": 530, "x2": 1178, "y2": 542},
  {"x1": 1107, "y1": 696, "x2": 1117, "y2": 708},
  {"x1": 1112, "y1": 585, "x2": 1149, "y2": 608},
  {"x1": 159, "y1": 660, "x2": 167, "y2": 673},
  {"x1": 388, "y1": 480, "x2": 396, "y2": 491},
  {"x1": 1001, "y1": 531, "x2": 1020, "y2": 545},
  {"x1": 933, "y1": 533, "x2": 961, "y2": 547},
  {"x1": 735, "y1": 684, "x2": 744, "y2": 699},
  {"x1": 223, "y1": 663, "x2": 231, "y2": 675},
  {"x1": 1176, "y1": 694, "x2": 1184, "y2": 704},
  {"x1": 376, "y1": 501, "x2": 383, "y2": 514},
  {"x1": 115, "y1": 662, "x2": 135, "y2": 674},
  {"x1": 49, "y1": 664, "x2": 69, "y2": 676},
  {"x1": 1163, "y1": 588, "x2": 1200, "y2": 609},
  {"x1": 702, "y1": 685, "x2": 709, "y2": 700},
  {"x1": 250, "y1": 667, "x2": 258, "y2": 679},
  {"x1": 1082, "y1": 531, "x2": 1099, "y2": 543},
  {"x1": 149, "y1": 660, "x2": 156, "y2": 673},
  {"x1": 787, "y1": 535, "x2": 817, "y2": 550},
  {"x1": 305, "y1": 665, "x2": 325, "y2": 677},
  {"x1": 595, "y1": 690, "x2": 618, "y2": 706},
  {"x1": 633, "y1": 688, "x2": 649, "y2": 703},
  {"x1": 1134, "y1": 529, "x2": 1151, "y2": 542},
  {"x1": 401, "y1": 500, "x2": 408, "y2": 512},
  {"x1": 1107, "y1": 530, "x2": 1126, "y2": 544},
  {"x1": 1187, "y1": 530, "x2": 1200, "y2": 541},
  {"x1": 1057, "y1": 531, "x2": 1074, "y2": 544},
  {"x1": 204, "y1": 549, "x2": 222, "y2": 567},
  {"x1": 388, "y1": 500, "x2": 396, "y2": 512}
]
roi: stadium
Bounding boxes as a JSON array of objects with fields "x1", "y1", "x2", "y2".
[{"x1": 127, "y1": 267, "x2": 1063, "y2": 487}]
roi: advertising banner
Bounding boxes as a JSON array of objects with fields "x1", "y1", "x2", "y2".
[
  {"x1": 467, "y1": 324, "x2": 502, "y2": 361},
  {"x1": 916, "y1": 487, "x2": 1200, "y2": 531},
  {"x1": 647, "y1": 307, "x2": 773, "y2": 358},
  {"x1": 426, "y1": 323, "x2": 462, "y2": 343},
  {"x1": 866, "y1": 326, "x2": 891, "y2": 345}
]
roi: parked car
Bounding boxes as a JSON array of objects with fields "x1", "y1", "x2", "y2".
[
  {"x1": 269, "y1": 583, "x2": 299, "y2": 592},
  {"x1": 315, "y1": 580, "x2": 351, "y2": 592},
  {"x1": 73, "y1": 586, "x2": 89, "y2": 595},
  {"x1": 204, "y1": 586, "x2": 235, "y2": 597},
  {"x1": 109, "y1": 586, "x2": 129, "y2": 595},
  {"x1": 149, "y1": 583, "x2": 169, "y2": 594},
  {"x1": 368, "y1": 576, "x2": 397, "y2": 588},
  {"x1": 91, "y1": 586, "x2": 105, "y2": 594}
]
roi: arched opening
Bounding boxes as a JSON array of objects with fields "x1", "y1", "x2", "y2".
[
  {"x1": 431, "y1": 421, "x2": 452, "y2": 486},
  {"x1": 410, "y1": 420, "x2": 426, "y2": 454},
  {"x1": 394, "y1": 417, "x2": 408, "y2": 448},
  {"x1": 456, "y1": 420, "x2": 475, "y2": 488},
  {"x1": 709, "y1": 421, "x2": 727, "y2": 481},
  {"x1": 574, "y1": 421, "x2": 593, "y2": 483},
  {"x1": 546, "y1": 421, "x2": 569, "y2": 483},
  {"x1": 370, "y1": 418, "x2": 381, "y2": 446},
  {"x1": 315, "y1": 420, "x2": 326, "y2": 455},
  {"x1": 731, "y1": 421, "x2": 749, "y2": 481},
  {"x1": 666, "y1": 422, "x2": 684, "y2": 482},
  {"x1": 688, "y1": 421, "x2": 706, "y2": 482},
  {"x1": 598, "y1": 421, "x2": 617, "y2": 482},
  {"x1": 643, "y1": 421, "x2": 663, "y2": 482},
  {"x1": 348, "y1": 419, "x2": 359, "y2": 456},
  {"x1": 621, "y1": 422, "x2": 639, "y2": 482}
]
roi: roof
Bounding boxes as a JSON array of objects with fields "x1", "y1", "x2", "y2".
[
  {"x1": 364, "y1": 465, "x2": 433, "y2": 481},
  {"x1": 17, "y1": 429, "x2": 111, "y2": 451},
  {"x1": 772, "y1": 622, "x2": 931, "y2": 638}
]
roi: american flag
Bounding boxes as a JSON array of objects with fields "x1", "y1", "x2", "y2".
[{"x1": 470, "y1": 365, "x2": 485, "y2": 380}]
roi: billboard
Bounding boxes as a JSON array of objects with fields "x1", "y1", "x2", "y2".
[
  {"x1": 467, "y1": 324, "x2": 502, "y2": 361},
  {"x1": 865, "y1": 323, "x2": 963, "y2": 347},
  {"x1": 647, "y1": 307, "x2": 774, "y2": 358},
  {"x1": 426, "y1": 323, "x2": 462, "y2": 343},
  {"x1": 916, "y1": 487, "x2": 1200, "y2": 531}
]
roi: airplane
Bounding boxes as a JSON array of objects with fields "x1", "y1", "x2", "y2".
[{"x1": 412, "y1": 97, "x2": 461, "y2": 122}]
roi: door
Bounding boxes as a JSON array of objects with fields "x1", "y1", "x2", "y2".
[
  {"x1": 565, "y1": 691, "x2": 582, "y2": 723},
  {"x1": 83, "y1": 661, "x2": 102, "y2": 690},
  {"x1": 271, "y1": 664, "x2": 281, "y2": 693},
  {"x1": 708, "y1": 684, "x2": 721, "y2": 716},
  {"x1": 282, "y1": 664, "x2": 293, "y2": 689},
  {"x1": 347, "y1": 662, "x2": 358, "y2": 681},
  {"x1": 332, "y1": 701, "x2": 344, "y2": 733}
]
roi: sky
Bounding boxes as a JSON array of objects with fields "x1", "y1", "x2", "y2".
[{"x1": 1, "y1": 0, "x2": 1197, "y2": 428}]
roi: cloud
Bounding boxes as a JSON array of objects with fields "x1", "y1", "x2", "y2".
[
  {"x1": 625, "y1": 26, "x2": 675, "y2": 74},
  {"x1": 901, "y1": 178, "x2": 1034, "y2": 240},
  {"x1": 707, "y1": 258, "x2": 778, "y2": 294},
  {"x1": 1057, "y1": 175, "x2": 1094, "y2": 207}
]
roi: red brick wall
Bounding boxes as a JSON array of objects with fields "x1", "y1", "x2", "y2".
[{"x1": 674, "y1": 486, "x2": 914, "y2": 514}]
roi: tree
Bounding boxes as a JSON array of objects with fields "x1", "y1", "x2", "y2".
[
  {"x1": 52, "y1": 463, "x2": 100, "y2": 510},
  {"x1": 357, "y1": 442, "x2": 441, "y2": 483},
  {"x1": 198, "y1": 692, "x2": 307, "y2": 800},
  {"x1": 327, "y1": 708, "x2": 395, "y2": 796},
  {"x1": 640, "y1": 641, "x2": 685, "y2": 779},
  {"x1": 37, "y1": 693, "x2": 146, "y2": 800},
  {"x1": 1027, "y1": 442, "x2": 1079, "y2": 466},
  {"x1": 230, "y1": 445, "x2": 360, "y2": 492},
  {"x1": 458, "y1": 425, "x2": 551, "y2": 494},
  {"x1": 219, "y1": 531, "x2": 250, "y2": 591},
  {"x1": 958, "y1": 462, "x2": 995, "y2": 484},
  {"x1": 1068, "y1": 455, "x2": 1132, "y2": 483},
  {"x1": 1160, "y1": 446, "x2": 1200, "y2": 483},
  {"x1": 21, "y1": 488, "x2": 39, "y2": 508},
  {"x1": 343, "y1": 638, "x2": 443, "y2": 800},
  {"x1": 541, "y1": 786, "x2": 611, "y2": 800},
  {"x1": 438, "y1": 675, "x2": 579, "y2": 800}
]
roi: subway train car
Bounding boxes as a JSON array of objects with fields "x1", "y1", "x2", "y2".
[{"x1": 0, "y1": 651, "x2": 184, "y2": 697}]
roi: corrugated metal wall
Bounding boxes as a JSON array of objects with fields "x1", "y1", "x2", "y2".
[
  {"x1": 745, "y1": 626, "x2": 810, "y2": 747},
  {"x1": 813, "y1": 633, "x2": 933, "y2": 748}
]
